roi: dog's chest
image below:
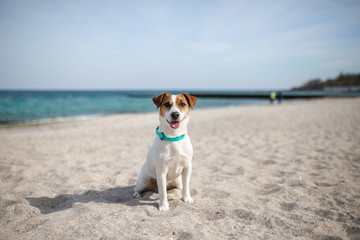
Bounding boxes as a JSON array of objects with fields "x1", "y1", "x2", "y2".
[
  {"x1": 148, "y1": 137, "x2": 193, "y2": 180},
  {"x1": 161, "y1": 142, "x2": 190, "y2": 180},
  {"x1": 159, "y1": 140, "x2": 191, "y2": 163}
]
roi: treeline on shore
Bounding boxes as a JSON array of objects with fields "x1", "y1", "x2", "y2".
[{"x1": 292, "y1": 73, "x2": 360, "y2": 90}]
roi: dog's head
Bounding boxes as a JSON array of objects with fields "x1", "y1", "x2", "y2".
[{"x1": 152, "y1": 93, "x2": 197, "y2": 130}]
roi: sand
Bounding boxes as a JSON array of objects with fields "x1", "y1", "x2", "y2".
[{"x1": 0, "y1": 98, "x2": 360, "y2": 240}]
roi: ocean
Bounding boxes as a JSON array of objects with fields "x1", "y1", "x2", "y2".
[{"x1": 0, "y1": 90, "x2": 269, "y2": 125}]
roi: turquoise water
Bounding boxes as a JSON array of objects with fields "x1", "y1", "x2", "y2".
[{"x1": 0, "y1": 91, "x2": 268, "y2": 125}]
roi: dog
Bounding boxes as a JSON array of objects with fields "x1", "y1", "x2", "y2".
[{"x1": 133, "y1": 93, "x2": 197, "y2": 211}]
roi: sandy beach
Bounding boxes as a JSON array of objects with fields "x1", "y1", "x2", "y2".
[{"x1": 1, "y1": 98, "x2": 359, "y2": 240}]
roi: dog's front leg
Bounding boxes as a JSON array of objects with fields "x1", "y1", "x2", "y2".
[
  {"x1": 182, "y1": 162, "x2": 193, "y2": 203},
  {"x1": 156, "y1": 169, "x2": 169, "y2": 211}
]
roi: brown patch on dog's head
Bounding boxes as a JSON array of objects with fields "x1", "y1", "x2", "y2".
[
  {"x1": 152, "y1": 93, "x2": 167, "y2": 108},
  {"x1": 152, "y1": 93, "x2": 173, "y2": 117},
  {"x1": 181, "y1": 93, "x2": 197, "y2": 109},
  {"x1": 176, "y1": 94, "x2": 191, "y2": 115}
]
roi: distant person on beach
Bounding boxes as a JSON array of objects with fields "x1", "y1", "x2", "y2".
[
  {"x1": 269, "y1": 91, "x2": 276, "y2": 104},
  {"x1": 277, "y1": 91, "x2": 283, "y2": 104}
]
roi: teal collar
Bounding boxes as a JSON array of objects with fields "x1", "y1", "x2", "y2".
[{"x1": 156, "y1": 127, "x2": 186, "y2": 142}]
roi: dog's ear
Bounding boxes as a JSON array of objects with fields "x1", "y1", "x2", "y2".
[
  {"x1": 152, "y1": 93, "x2": 167, "y2": 109},
  {"x1": 182, "y1": 93, "x2": 197, "y2": 109}
]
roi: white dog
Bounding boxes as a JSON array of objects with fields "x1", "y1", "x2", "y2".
[{"x1": 133, "y1": 93, "x2": 197, "y2": 211}]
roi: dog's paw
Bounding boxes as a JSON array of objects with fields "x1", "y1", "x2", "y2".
[
  {"x1": 182, "y1": 196, "x2": 194, "y2": 203},
  {"x1": 158, "y1": 203, "x2": 169, "y2": 211},
  {"x1": 133, "y1": 192, "x2": 141, "y2": 198}
]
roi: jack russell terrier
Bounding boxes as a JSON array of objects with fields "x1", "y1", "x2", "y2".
[{"x1": 133, "y1": 93, "x2": 197, "y2": 211}]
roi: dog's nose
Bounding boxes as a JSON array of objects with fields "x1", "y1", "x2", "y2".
[{"x1": 171, "y1": 112, "x2": 180, "y2": 120}]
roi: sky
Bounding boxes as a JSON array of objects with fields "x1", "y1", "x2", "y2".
[{"x1": 0, "y1": 0, "x2": 359, "y2": 90}]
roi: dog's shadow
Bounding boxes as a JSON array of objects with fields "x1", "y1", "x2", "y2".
[{"x1": 26, "y1": 185, "x2": 158, "y2": 214}]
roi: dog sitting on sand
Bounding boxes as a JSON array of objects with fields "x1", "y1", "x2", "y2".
[{"x1": 133, "y1": 93, "x2": 197, "y2": 211}]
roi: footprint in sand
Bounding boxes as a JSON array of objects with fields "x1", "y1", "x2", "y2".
[
  {"x1": 207, "y1": 209, "x2": 226, "y2": 221},
  {"x1": 202, "y1": 189, "x2": 231, "y2": 199},
  {"x1": 259, "y1": 184, "x2": 283, "y2": 195},
  {"x1": 232, "y1": 209, "x2": 255, "y2": 221},
  {"x1": 280, "y1": 202, "x2": 297, "y2": 211},
  {"x1": 315, "y1": 209, "x2": 335, "y2": 220}
]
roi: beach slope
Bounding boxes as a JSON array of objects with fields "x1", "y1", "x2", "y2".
[{"x1": 1, "y1": 98, "x2": 359, "y2": 239}]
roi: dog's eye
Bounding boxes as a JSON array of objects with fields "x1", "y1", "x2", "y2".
[
  {"x1": 164, "y1": 102, "x2": 171, "y2": 108},
  {"x1": 180, "y1": 102, "x2": 187, "y2": 107}
]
